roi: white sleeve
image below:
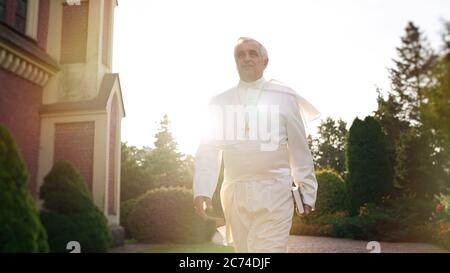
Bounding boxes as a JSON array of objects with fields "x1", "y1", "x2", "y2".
[
  {"x1": 193, "y1": 140, "x2": 222, "y2": 199},
  {"x1": 192, "y1": 98, "x2": 223, "y2": 199},
  {"x1": 285, "y1": 95, "x2": 318, "y2": 209}
]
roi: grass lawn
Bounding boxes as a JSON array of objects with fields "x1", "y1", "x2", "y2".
[
  {"x1": 141, "y1": 243, "x2": 235, "y2": 253},
  {"x1": 125, "y1": 239, "x2": 138, "y2": 244}
]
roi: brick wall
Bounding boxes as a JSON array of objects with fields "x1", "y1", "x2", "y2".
[
  {"x1": 54, "y1": 121, "x2": 94, "y2": 192},
  {"x1": 0, "y1": 69, "x2": 42, "y2": 197},
  {"x1": 60, "y1": 0, "x2": 89, "y2": 64},
  {"x1": 37, "y1": 0, "x2": 49, "y2": 49},
  {"x1": 108, "y1": 94, "x2": 117, "y2": 215}
]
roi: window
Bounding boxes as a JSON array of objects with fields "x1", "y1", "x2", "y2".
[
  {"x1": 25, "y1": 0, "x2": 39, "y2": 39},
  {"x1": 0, "y1": 0, "x2": 6, "y2": 22},
  {"x1": 0, "y1": 0, "x2": 37, "y2": 38},
  {"x1": 14, "y1": 0, "x2": 27, "y2": 33}
]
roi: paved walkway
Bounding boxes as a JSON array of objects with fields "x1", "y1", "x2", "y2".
[
  {"x1": 287, "y1": 235, "x2": 449, "y2": 253},
  {"x1": 110, "y1": 235, "x2": 449, "y2": 253}
]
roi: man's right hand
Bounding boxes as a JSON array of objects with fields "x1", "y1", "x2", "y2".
[{"x1": 193, "y1": 196, "x2": 213, "y2": 221}]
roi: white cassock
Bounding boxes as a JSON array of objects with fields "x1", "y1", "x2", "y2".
[{"x1": 193, "y1": 77, "x2": 320, "y2": 253}]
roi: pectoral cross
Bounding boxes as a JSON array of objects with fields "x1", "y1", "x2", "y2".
[{"x1": 245, "y1": 121, "x2": 250, "y2": 137}]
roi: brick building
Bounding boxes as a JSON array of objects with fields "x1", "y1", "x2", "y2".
[{"x1": 0, "y1": 0, "x2": 125, "y2": 240}]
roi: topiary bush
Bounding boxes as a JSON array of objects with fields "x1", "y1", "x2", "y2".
[
  {"x1": 126, "y1": 186, "x2": 216, "y2": 244},
  {"x1": 120, "y1": 196, "x2": 143, "y2": 239},
  {"x1": 314, "y1": 169, "x2": 347, "y2": 216},
  {"x1": 346, "y1": 117, "x2": 392, "y2": 216},
  {"x1": 39, "y1": 160, "x2": 111, "y2": 252},
  {"x1": 0, "y1": 126, "x2": 49, "y2": 252}
]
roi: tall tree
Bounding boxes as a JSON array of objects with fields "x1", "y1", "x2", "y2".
[
  {"x1": 120, "y1": 115, "x2": 195, "y2": 202},
  {"x1": 421, "y1": 21, "x2": 450, "y2": 189},
  {"x1": 394, "y1": 128, "x2": 442, "y2": 197},
  {"x1": 148, "y1": 114, "x2": 193, "y2": 188},
  {"x1": 374, "y1": 88, "x2": 410, "y2": 188},
  {"x1": 389, "y1": 21, "x2": 435, "y2": 125},
  {"x1": 375, "y1": 22, "x2": 435, "y2": 196},
  {"x1": 311, "y1": 117, "x2": 347, "y2": 176},
  {"x1": 346, "y1": 117, "x2": 392, "y2": 215}
]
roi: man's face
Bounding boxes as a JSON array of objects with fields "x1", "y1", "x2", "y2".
[{"x1": 235, "y1": 41, "x2": 268, "y2": 82}]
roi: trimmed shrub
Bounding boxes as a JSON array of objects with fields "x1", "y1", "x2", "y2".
[
  {"x1": 330, "y1": 196, "x2": 435, "y2": 242},
  {"x1": 346, "y1": 117, "x2": 392, "y2": 215},
  {"x1": 120, "y1": 196, "x2": 143, "y2": 239},
  {"x1": 40, "y1": 160, "x2": 111, "y2": 252},
  {"x1": 314, "y1": 169, "x2": 347, "y2": 215},
  {"x1": 330, "y1": 205, "x2": 391, "y2": 240},
  {"x1": 0, "y1": 126, "x2": 49, "y2": 252},
  {"x1": 126, "y1": 186, "x2": 216, "y2": 244}
]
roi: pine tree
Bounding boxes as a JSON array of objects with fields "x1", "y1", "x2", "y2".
[
  {"x1": 375, "y1": 22, "x2": 436, "y2": 197},
  {"x1": 374, "y1": 88, "x2": 410, "y2": 189},
  {"x1": 394, "y1": 128, "x2": 441, "y2": 197},
  {"x1": 390, "y1": 21, "x2": 435, "y2": 125},
  {"x1": 148, "y1": 114, "x2": 192, "y2": 188}
]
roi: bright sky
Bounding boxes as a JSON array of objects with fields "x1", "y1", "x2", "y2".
[{"x1": 112, "y1": 0, "x2": 450, "y2": 156}]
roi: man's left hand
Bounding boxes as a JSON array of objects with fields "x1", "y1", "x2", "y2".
[{"x1": 303, "y1": 205, "x2": 312, "y2": 216}]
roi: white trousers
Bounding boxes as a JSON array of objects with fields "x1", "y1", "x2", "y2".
[{"x1": 220, "y1": 176, "x2": 294, "y2": 253}]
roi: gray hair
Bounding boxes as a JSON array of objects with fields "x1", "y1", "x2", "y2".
[{"x1": 234, "y1": 37, "x2": 268, "y2": 61}]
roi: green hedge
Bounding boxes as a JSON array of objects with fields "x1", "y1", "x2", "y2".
[
  {"x1": 125, "y1": 186, "x2": 216, "y2": 244},
  {"x1": 120, "y1": 196, "x2": 142, "y2": 238},
  {"x1": 292, "y1": 196, "x2": 438, "y2": 244},
  {"x1": 0, "y1": 126, "x2": 49, "y2": 252},
  {"x1": 39, "y1": 160, "x2": 111, "y2": 252},
  {"x1": 314, "y1": 169, "x2": 347, "y2": 215}
]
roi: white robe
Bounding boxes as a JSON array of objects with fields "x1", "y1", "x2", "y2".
[{"x1": 193, "y1": 77, "x2": 320, "y2": 252}]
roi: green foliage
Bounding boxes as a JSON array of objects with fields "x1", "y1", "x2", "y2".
[
  {"x1": 40, "y1": 160, "x2": 111, "y2": 252},
  {"x1": 390, "y1": 21, "x2": 435, "y2": 124},
  {"x1": 346, "y1": 117, "x2": 392, "y2": 215},
  {"x1": 394, "y1": 128, "x2": 442, "y2": 197},
  {"x1": 374, "y1": 22, "x2": 438, "y2": 199},
  {"x1": 314, "y1": 169, "x2": 347, "y2": 216},
  {"x1": 150, "y1": 114, "x2": 193, "y2": 189},
  {"x1": 435, "y1": 192, "x2": 450, "y2": 214},
  {"x1": 421, "y1": 22, "x2": 450, "y2": 189},
  {"x1": 125, "y1": 186, "x2": 216, "y2": 244},
  {"x1": 120, "y1": 196, "x2": 142, "y2": 238},
  {"x1": 374, "y1": 89, "x2": 410, "y2": 187},
  {"x1": 309, "y1": 117, "x2": 347, "y2": 176},
  {"x1": 121, "y1": 115, "x2": 195, "y2": 203},
  {"x1": 294, "y1": 21, "x2": 450, "y2": 250},
  {"x1": 0, "y1": 126, "x2": 49, "y2": 253},
  {"x1": 294, "y1": 196, "x2": 434, "y2": 243},
  {"x1": 120, "y1": 143, "x2": 152, "y2": 202},
  {"x1": 377, "y1": 195, "x2": 435, "y2": 241}
]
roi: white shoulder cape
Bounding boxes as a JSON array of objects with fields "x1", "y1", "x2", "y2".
[{"x1": 263, "y1": 79, "x2": 321, "y2": 124}]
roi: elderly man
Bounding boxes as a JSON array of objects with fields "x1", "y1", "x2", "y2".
[{"x1": 193, "y1": 37, "x2": 320, "y2": 253}]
